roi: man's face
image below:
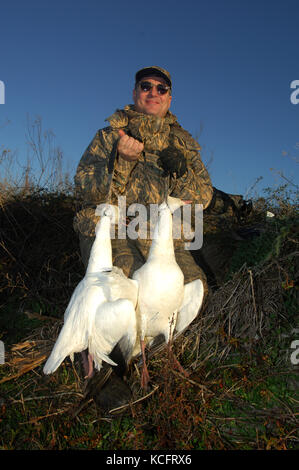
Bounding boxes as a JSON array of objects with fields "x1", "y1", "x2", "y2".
[{"x1": 133, "y1": 76, "x2": 172, "y2": 118}]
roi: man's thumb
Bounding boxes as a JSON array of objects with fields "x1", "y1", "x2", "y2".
[{"x1": 118, "y1": 129, "x2": 126, "y2": 138}]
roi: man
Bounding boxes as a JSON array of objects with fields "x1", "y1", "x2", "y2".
[
  {"x1": 74, "y1": 66, "x2": 213, "y2": 290},
  {"x1": 73, "y1": 66, "x2": 213, "y2": 410}
]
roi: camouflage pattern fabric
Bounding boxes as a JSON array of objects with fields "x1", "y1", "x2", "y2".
[
  {"x1": 74, "y1": 104, "x2": 213, "y2": 299},
  {"x1": 74, "y1": 105, "x2": 213, "y2": 238},
  {"x1": 79, "y1": 234, "x2": 208, "y2": 295},
  {"x1": 203, "y1": 187, "x2": 253, "y2": 235},
  {"x1": 195, "y1": 187, "x2": 253, "y2": 287}
]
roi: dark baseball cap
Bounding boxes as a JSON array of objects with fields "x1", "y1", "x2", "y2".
[{"x1": 135, "y1": 66, "x2": 172, "y2": 89}]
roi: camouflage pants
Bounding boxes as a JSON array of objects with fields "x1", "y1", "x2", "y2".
[{"x1": 79, "y1": 234, "x2": 208, "y2": 295}]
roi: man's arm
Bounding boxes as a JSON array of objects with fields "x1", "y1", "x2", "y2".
[
  {"x1": 170, "y1": 148, "x2": 213, "y2": 209},
  {"x1": 74, "y1": 128, "x2": 138, "y2": 204},
  {"x1": 165, "y1": 126, "x2": 213, "y2": 209}
]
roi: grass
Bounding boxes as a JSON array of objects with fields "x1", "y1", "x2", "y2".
[
  {"x1": 1, "y1": 348, "x2": 297, "y2": 450},
  {"x1": 0, "y1": 179, "x2": 298, "y2": 450}
]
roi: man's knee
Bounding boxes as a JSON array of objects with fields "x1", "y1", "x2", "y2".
[{"x1": 112, "y1": 239, "x2": 145, "y2": 277}]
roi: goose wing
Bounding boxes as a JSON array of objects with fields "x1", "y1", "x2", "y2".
[
  {"x1": 101, "y1": 267, "x2": 139, "y2": 307},
  {"x1": 90, "y1": 298, "x2": 137, "y2": 371},
  {"x1": 43, "y1": 281, "x2": 105, "y2": 374},
  {"x1": 133, "y1": 279, "x2": 204, "y2": 362},
  {"x1": 175, "y1": 279, "x2": 204, "y2": 334}
]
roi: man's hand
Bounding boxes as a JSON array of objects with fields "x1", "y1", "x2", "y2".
[
  {"x1": 157, "y1": 146, "x2": 187, "y2": 178},
  {"x1": 117, "y1": 129, "x2": 144, "y2": 162}
]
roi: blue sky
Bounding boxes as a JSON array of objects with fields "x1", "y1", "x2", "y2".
[{"x1": 1, "y1": 0, "x2": 298, "y2": 197}]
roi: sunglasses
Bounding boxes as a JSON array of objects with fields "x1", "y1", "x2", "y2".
[{"x1": 138, "y1": 81, "x2": 170, "y2": 95}]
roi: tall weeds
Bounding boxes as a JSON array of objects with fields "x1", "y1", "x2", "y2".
[{"x1": 0, "y1": 116, "x2": 74, "y2": 201}]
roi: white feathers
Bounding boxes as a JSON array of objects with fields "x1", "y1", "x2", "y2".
[
  {"x1": 132, "y1": 197, "x2": 192, "y2": 387},
  {"x1": 43, "y1": 204, "x2": 138, "y2": 375},
  {"x1": 175, "y1": 278, "x2": 204, "y2": 334},
  {"x1": 44, "y1": 197, "x2": 205, "y2": 382},
  {"x1": 133, "y1": 197, "x2": 186, "y2": 345}
]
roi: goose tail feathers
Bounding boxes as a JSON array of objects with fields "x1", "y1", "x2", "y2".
[
  {"x1": 93, "y1": 351, "x2": 118, "y2": 369},
  {"x1": 175, "y1": 279, "x2": 204, "y2": 334},
  {"x1": 43, "y1": 351, "x2": 67, "y2": 375}
]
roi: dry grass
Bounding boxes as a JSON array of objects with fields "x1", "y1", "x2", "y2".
[
  {"x1": 0, "y1": 186, "x2": 298, "y2": 450},
  {"x1": 2, "y1": 243, "x2": 298, "y2": 448}
]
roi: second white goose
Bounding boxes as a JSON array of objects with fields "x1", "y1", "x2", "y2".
[{"x1": 132, "y1": 196, "x2": 190, "y2": 389}]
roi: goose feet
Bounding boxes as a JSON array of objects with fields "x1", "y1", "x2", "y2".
[
  {"x1": 81, "y1": 350, "x2": 94, "y2": 379},
  {"x1": 141, "y1": 362, "x2": 150, "y2": 390},
  {"x1": 168, "y1": 344, "x2": 189, "y2": 378},
  {"x1": 140, "y1": 339, "x2": 150, "y2": 390}
]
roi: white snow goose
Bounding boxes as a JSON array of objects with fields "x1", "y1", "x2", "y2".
[
  {"x1": 132, "y1": 196, "x2": 194, "y2": 389},
  {"x1": 43, "y1": 204, "x2": 138, "y2": 378}
]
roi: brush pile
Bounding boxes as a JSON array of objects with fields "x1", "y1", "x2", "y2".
[
  {"x1": 1, "y1": 189, "x2": 298, "y2": 403},
  {"x1": 0, "y1": 188, "x2": 298, "y2": 449},
  {"x1": 177, "y1": 249, "x2": 298, "y2": 368},
  {"x1": 0, "y1": 190, "x2": 83, "y2": 327}
]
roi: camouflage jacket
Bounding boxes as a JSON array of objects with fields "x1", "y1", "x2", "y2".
[{"x1": 74, "y1": 105, "x2": 213, "y2": 237}]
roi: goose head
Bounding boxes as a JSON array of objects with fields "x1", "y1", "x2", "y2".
[
  {"x1": 94, "y1": 204, "x2": 120, "y2": 236},
  {"x1": 166, "y1": 196, "x2": 192, "y2": 214},
  {"x1": 95, "y1": 203, "x2": 119, "y2": 222}
]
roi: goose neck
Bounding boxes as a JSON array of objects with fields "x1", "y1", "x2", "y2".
[
  {"x1": 149, "y1": 208, "x2": 174, "y2": 257},
  {"x1": 86, "y1": 216, "x2": 113, "y2": 273}
]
